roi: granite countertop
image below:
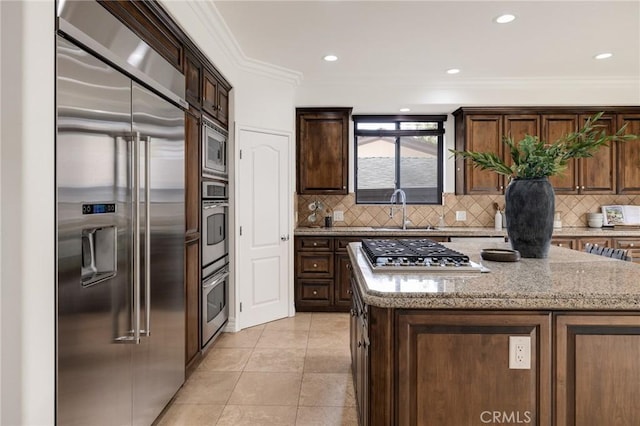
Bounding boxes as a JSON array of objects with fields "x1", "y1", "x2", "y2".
[
  {"x1": 295, "y1": 226, "x2": 640, "y2": 237},
  {"x1": 347, "y1": 241, "x2": 640, "y2": 311}
]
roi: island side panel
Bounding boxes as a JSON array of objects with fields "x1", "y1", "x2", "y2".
[
  {"x1": 555, "y1": 313, "x2": 640, "y2": 426},
  {"x1": 395, "y1": 311, "x2": 552, "y2": 426}
]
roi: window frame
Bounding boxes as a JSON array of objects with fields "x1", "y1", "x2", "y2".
[{"x1": 353, "y1": 114, "x2": 446, "y2": 205}]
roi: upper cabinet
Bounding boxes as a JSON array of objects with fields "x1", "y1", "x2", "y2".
[
  {"x1": 185, "y1": 46, "x2": 231, "y2": 129},
  {"x1": 202, "y1": 68, "x2": 230, "y2": 128},
  {"x1": 453, "y1": 107, "x2": 640, "y2": 195},
  {"x1": 617, "y1": 113, "x2": 640, "y2": 194},
  {"x1": 296, "y1": 107, "x2": 352, "y2": 195}
]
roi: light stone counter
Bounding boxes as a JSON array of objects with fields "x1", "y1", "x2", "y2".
[
  {"x1": 296, "y1": 226, "x2": 640, "y2": 238},
  {"x1": 347, "y1": 241, "x2": 640, "y2": 310}
]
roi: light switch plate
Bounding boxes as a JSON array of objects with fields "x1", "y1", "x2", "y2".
[{"x1": 333, "y1": 210, "x2": 344, "y2": 222}]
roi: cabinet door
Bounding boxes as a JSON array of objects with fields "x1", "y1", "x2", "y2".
[
  {"x1": 579, "y1": 114, "x2": 616, "y2": 194},
  {"x1": 617, "y1": 113, "x2": 640, "y2": 194},
  {"x1": 185, "y1": 238, "x2": 200, "y2": 365},
  {"x1": 334, "y1": 253, "x2": 353, "y2": 307},
  {"x1": 202, "y1": 68, "x2": 220, "y2": 119},
  {"x1": 504, "y1": 114, "x2": 540, "y2": 171},
  {"x1": 464, "y1": 115, "x2": 504, "y2": 194},
  {"x1": 556, "y1": 314, "x2": 640, "y2": 426},
  {"x1": 216, "y1": 84, "x2": 229, "y2": 128},
  {"x1": 184, "y1": 51, "x2": 202, "y2": 107},
  {"x1": 396, "y1": 311, "x2": 552, "y2": 426},
  {"x1": 296, "y1": 108, "x2": 351, "y2": 194},
  {"x1": 185, "y1": 109, "x2": 200, "y2": 236},
  {"x1": 543, "y1": 115, "x2": 579, "y2": 194}
]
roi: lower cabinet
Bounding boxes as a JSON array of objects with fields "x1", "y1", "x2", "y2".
[
  {"x1": 396, "y1": 311, "x2": 552, "y2": 426},
  {"x1": 349, "y1": 280, "x2": 640, "y2": 425},
  {"x1": 555, "y1": 314, "x2": 640, "y2": 426},
  {"x1": 185, "y1": 237, "x2": 200, "y2": 367},
  {"x1": 614, "y1": 238, "x2": 640, "y2": 262}
]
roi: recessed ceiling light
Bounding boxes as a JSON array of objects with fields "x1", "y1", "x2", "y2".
[
  {"x1": 594, "y1": 52, "x2": 613, "y2": 60},
  {"x1": 495, "y1": 14, "x2": 516, "y2": 24},
  {"x1": 446, "y1": 68, "x2": 460, "y2": 74},
  {"x1": 400, "y1": 108, "x2": 411, "y2": 112},
  {"x1": 323, "y1": 54, "x2": 338, "y2": 62}
]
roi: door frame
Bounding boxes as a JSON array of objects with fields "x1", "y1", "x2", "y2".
[{"x1": 228, "y1": 123, "x2": 295, "y2": 332}]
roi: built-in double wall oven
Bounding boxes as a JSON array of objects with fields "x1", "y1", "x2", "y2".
[{"x1": 202, "y1": 180, "x2": 229, "y2": 347}]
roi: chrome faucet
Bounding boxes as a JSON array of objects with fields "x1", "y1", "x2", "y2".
[{"x1": 389, "y1": 188, "x2": 409, "y2": 230}]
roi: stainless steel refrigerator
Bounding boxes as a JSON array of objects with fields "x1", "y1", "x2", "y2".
[{"x1": 56, "y1": 28, "x2": 185, "y2": 426}]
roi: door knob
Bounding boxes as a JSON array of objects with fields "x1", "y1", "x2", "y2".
[{"x1": 280, "y1": 235, "x2": 289, "y2": 241}]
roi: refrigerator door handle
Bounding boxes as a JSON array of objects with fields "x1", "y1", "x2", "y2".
[
  {"x1": 142, "y1": 135, "x2": 151, "y2": 337},
  {"x1": 115, "y1": 132, "x2": 142, "y2": 344}
]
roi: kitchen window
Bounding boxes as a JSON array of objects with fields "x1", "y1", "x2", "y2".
[{"x1": 354, "y1": 115, "x2": 446, "y2": 204}]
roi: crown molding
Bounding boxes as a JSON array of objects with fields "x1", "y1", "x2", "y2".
[{"x1": 186, "y1": 1, "x2": 302, "y2": 86}]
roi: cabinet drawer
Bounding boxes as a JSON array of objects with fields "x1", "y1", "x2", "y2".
[
  {"x1": 299, "y1": 281, "x2": 331, "y2": 301},
  {"x1": 551, "y1": 238, "x2": 576, "y2": 250},
  {"x1": 577, "y1": 237, "x2": 611, "y2": 251},
  {"x1": 296, "y1": 253, "x2": 334, "y2": 277},
  {"x1": 336, "y1": 237, "x2": 362, "y2": 252},
  {"x1": 296, "y1": 237, "x2": 333, "y2": 251},
  {"x1": 614, "y1": 239, "x2": 640, "y2": 262}
]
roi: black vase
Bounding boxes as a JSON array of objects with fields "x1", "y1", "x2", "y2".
[{"x1": 504, "y1": 177, "x2": 555, "y2": 258}]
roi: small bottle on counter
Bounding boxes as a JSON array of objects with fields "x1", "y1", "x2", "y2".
[{"x1": 494, "y1": 210, "x2": 502, "y2": 230}]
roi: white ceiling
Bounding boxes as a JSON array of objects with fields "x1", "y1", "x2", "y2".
[{"x1": 213, "y1": 1, "x2": 640, "y2": 112}]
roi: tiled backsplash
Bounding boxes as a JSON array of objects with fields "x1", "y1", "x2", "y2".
[{"x1": 297, "y1": 193, "x2": 640, "y2": 228}]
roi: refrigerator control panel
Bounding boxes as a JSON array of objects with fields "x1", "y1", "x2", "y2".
[{"x1": 82, "y1": 203, "x2": 116, "y2": 215}]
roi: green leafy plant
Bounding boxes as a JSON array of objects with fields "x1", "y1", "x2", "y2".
[{"x1": 451, "y1": 112, "x2": 638, "y2": 179}]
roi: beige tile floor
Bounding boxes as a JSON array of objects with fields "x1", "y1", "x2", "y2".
[{"x1": 157, "y1": 312, "x2": 357, "y2": 426}]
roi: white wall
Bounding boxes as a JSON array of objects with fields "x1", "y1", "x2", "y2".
[{"x1": 0, "y1": 1, "x2": 55, "y2": 425}]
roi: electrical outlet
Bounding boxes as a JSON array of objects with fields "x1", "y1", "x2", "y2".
[
  {"x1": 509, "y1": 336, "x2": 531, "y2": 369},
  {"x1": 333, "y1": 210, "x2": 344, "y2": 222},
  {"x1": 455, "y1": 210, "x2": 467, "y2": 221}
]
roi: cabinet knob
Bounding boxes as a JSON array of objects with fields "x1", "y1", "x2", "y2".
[
  {"x1": 346, "y1": 263, "x2": 352, "y2": 271},
  {"x1": 313, "y1": 263, "x2": 318, "y2": 268},
  {"x1": 312, "y1": 242, "x2": 317, "y2": 246},
  {"x1": 631, "y1": 243, "x2": 635, "y2": 247},
  {"x1": 313, "y1": 290, "x2": 318, "y2": 295},
  {"x1": 582, "y1": 186, "x2": 585, "y2": 190},
  {"x1": 576, "y1": 186, "x2": 580, "y2": 190},
  {"x1": 500, "y1": 185, "x2": 504, "y2": 190},
  {"x1": 350, "y1": 308, "x2": 356, "y2": 317},
  {"x1": 558, "y1": 244, "x2": 563, "y2": 247}
]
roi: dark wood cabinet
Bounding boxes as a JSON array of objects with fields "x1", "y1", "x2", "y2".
[
  {"x1": 295, "y1": 237, "x2": 343, "y2": 311},
  {"x1": 185, "y1": 108, "x2": 200, "y2": 236},
  {"x1": 202, "y1": 68, "x2": 230, "y2": 128},
  {"x1": 350, "y1": 284, "x2": 369, "y2": 426},
  {"x1": 555, "y1": 314, "x2": 640, "y2": 426},
  {"x1": 185, "y1": 237, "x2": 200, "y2": 366},
  {"x1": 396, "y1": 311, "x2": 552, "y2": 426},
  {"x1": 579, "y1": 114, "x2": 617, "y2": 194},
  {"x1": 543, "y1": 114, "x2": 579, "y2": 193},
  {"x1": 453, "y1": 107, "x2": 640, "y2": 195},
  {"x1": 184, "y1": 48, "x2": 230, "y2": 129},
  {"x1": 184, "y1": 50, "x2": 202, "y2": 107},
  {"x1": 613, "y1": 238, "x2": 640, "y2": 263},
  {"x1": 454, "y1": 113, "x2": 504, "y2": 194},
  {"x1": 550, "y1": 238, "x2": 576, "y2": 250},
  {"x1": 296, "y1": 108, "x2": 352, "y2": 194},
  {"x1": 617, "y1": 113, "x2": 640, "y2": 194}
]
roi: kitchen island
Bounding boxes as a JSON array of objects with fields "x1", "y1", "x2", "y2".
[{"x1": 347, "y1": 241, "x2": 640, "y2": 426}]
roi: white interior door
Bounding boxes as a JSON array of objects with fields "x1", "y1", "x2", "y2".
[{"x1": 237, "y1": 127, "x2": 291, "y2": 329}]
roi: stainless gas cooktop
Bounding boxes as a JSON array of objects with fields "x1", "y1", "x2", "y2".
[{"x1": 360, "y1": 238, "x2": 487, "y2": 273}]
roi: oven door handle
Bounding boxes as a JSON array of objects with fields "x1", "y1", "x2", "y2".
[
  {"x1": 203, "y1": 268, "x2": 230, "y2": 289},
  {"x1": 203, "y1": 202, "x2": 229, "y2": 209}
]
